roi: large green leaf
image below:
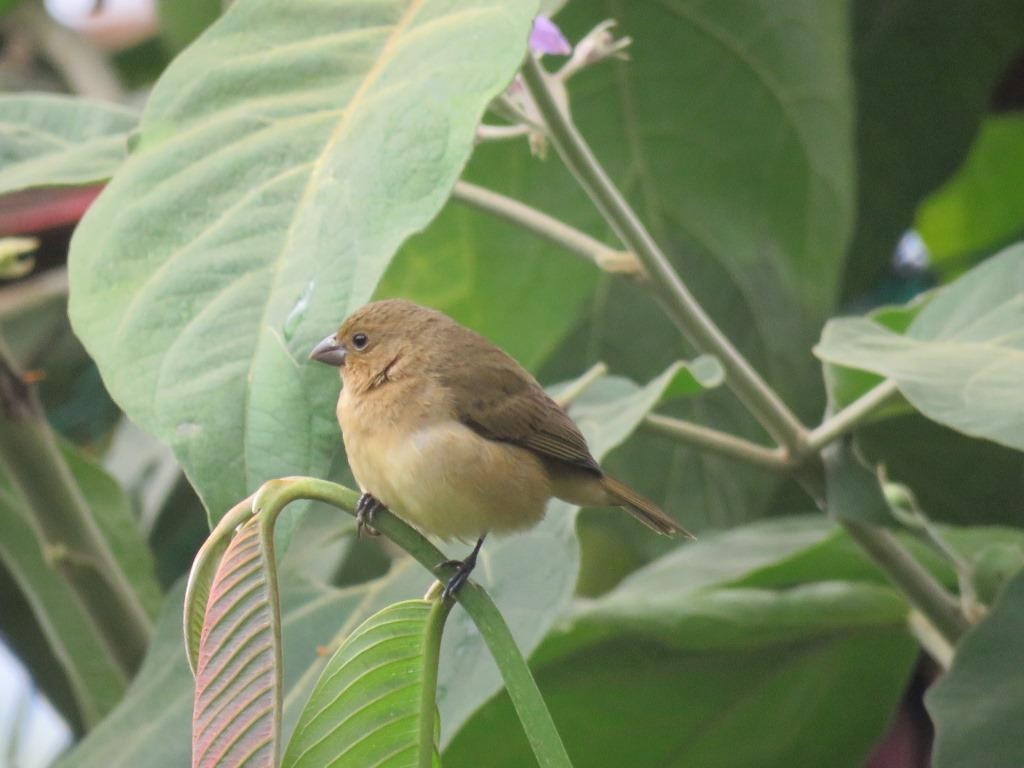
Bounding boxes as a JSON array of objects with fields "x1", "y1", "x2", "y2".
[
  {"x1": 0, "y1": 485, "x2": 126, "y2": 729},
  {"x1": 0, "y1": 436, "x2": 160, "y2": 728},
  {"x1": 282, "y1": 600, "x2": 444, "y2": 768},
  {"x1": 68, "y1": 0, "x2": 539, "y2": 525},
  {"x1": 0, "y1": 94, "x2": 136, "y2": 195},
  {"x1": 842, "y1": 0, "x2": 1024, "y2": 298},
  {"x1": 927, "y1": 569, "x2": 1024, "y2": 768},
  {"x1": 58, "y1": 441, "x2": 163, "y2": 615},
  {"x1": 446, "y1": 517, "x2": 916, "y2": 768},
  {"x1": 815, "y1": 243, "x2": 1024, "y2": 451}
]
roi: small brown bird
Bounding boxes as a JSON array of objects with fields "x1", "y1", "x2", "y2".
[{"x1": 310, "y1": 299, "x2": 690, "y2": 596}]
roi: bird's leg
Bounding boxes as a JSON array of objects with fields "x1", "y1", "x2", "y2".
[
  {"x1": 438, "y1": 535, "x2": 486, "y2": 600},
  {"x1": 355, "y1": 493, "x2": 383, "y2": 537}
]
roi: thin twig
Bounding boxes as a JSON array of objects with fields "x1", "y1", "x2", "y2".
[
  {"x1": 13, "y1": 3, "x2": 124, "y2": 102},
  {"x1": 452, "y1": 181, "x2": 642, "y2": 276},
  {"x1": 554, "y1": 361, "x2": 608, "y2": 407},
  {"x1": 642, "y1": 414, "x2": 791, "y2": 471},
  {"x1": 807, "y1": 379, "x2": 901, "y2": 451},
  {"x1": 840, "y1": 519, "x2": 970, "y2": 642},
  {"x1": 0, "y1": 267, "x2": 69, "y2": 318},
  {"x1": 519, "y1": 55, "x2": 808, "y2": 454}
]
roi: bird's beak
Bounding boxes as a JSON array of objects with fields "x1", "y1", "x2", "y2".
[{"x1": 309, "y1": 335, "x2": 347, "y2": 367}]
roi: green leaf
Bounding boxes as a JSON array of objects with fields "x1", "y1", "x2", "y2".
[
  {"x1": 855, "y1": 414, "x2": 1024, "y2": 527},
  {"x1": 378, "y1": 170, "x2": 599, "y2": 373},
  {"x1": 59, "y1": 441, "x2": 163, "y2": 616},
  {"x1": 815, "y1": 243, "x2": 1024, "y2": 451},
  {"x1": 822, "y1": 438, "x2": 893, "y2": 526},
  {"x1": 192, "y1": 516, "x2": 279, "y2": 767},
  {"x1": 549, "y1": 0, "x2": 853, "y2": 401},
  {"x1": 447, "y1": 517, "x2": 916, "y2": 768},
  {"x1": 0, "y1": 94, "x2": 136, "y2": 195},
  {"x1": 0, "y1": 484, "x2": 126, "y2": 728},
  {"x1": 927, "y1": 569, "x2": 1024, "y2": 768},
  {"x1": 917, "y1": 115, "x2": 1024, "y2": 272},
  {"x1": 843, "y1": 0, "x2": 1024, "y2": 298},
  {"x1": 283, "y1": 600, "x2": 445, "y2": 768},
  {"x1": 157, "y1": 0, "x2": 221, "y2": 52},
  {"x1": 68, "y1": 0, "x2": 539, "y2": 526}
]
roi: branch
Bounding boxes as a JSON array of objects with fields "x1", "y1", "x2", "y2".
[
  {"x1": 806, "y1": 379, "x2": 901, "y2": 451},
  {"x1": 642, "y1": 414, "x2": 791, "y2": 471},
  {"x1": 0, "y1": 336, "x2": 151, "y2": 674},
  {"x1": 0, "y1": 267, "x2": 68, "y2": 318},
  {"x1": 839, "y1": 519, "x2": 970, "y2": 642},
  {"x1": 517, "y1": 54, "x2": 972, "y2": 647},
  {"x1": 451, "y1": 181, "x2": 641, "y2": 276},
  {"x1": 519, "y1": 55, "x2": 808, "y2": 454},
  {"x1": 13, "y1": 3, "x2": 124, "y2": 102},
  {"x1": 189, "y1": 478, "x2": 574, "y2": 768}
]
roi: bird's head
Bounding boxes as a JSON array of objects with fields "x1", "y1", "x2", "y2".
[{"x1": 309, "y1": 299, "x2": 444, "y2": 388}]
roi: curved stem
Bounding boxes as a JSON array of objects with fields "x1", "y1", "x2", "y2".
[
  {"x1": 452, "y1": 181, "x2": 641, "y2": 276},
  {"x1": 418, "y1": 596, "x2": 454, "y2": 768},
  {"x1": 840, "y1": 519, "x2": 970, "y2": 642},
  {"x1": 642, "y1": 414, "x2": 791, "y2": 471},
  {"x1": 806, "y1": 379, "x2": 901, "y2": 451},
  {"x1": 203, "y1": 477, "x2": 573, "y2": 768},
  {"x1": 520, "y1": 55, "x2": 808, "y2": 454}
]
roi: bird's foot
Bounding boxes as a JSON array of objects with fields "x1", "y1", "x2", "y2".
[
  {"x1": 355, "y1": 493, "x2": 383, "y2": 537},
  {"x1": 436, "y1": 536, "x2": 486, "y2": 600}
]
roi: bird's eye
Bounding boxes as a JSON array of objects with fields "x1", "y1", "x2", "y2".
[{"x1": 352, "y1": 333, "x2": 369, "y2": 350}]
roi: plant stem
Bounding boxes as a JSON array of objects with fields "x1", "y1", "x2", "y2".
[
  {"x1": 839, "y1": 519, "x2": 970, "y2": 642},
  {"x1": 554, "y1": 361, "x2": 607, "y2": 407},
  {"x1": 642, "y1": 414, "x2": 791, "y2": 471},
  {"x1": 518, "y1": 55, "x2": 971, "y2": 646},
  {"x1": 0, "y1": 336, "x2": 151, "y2": 674},
  {"x1": 520, "y1": 55, "x2": 808, "y2": 454},
  {"x1": 418, "y1": 596, "x2": 454, "y2": 768},
  {"x1": 0, "y1": 267, "x2": 68, "y2": 318},
  {"x1": 451, "y1": 181, "x2": 641, "y2": 276},
  {"x1": 806, "y1": 379, "x2": 901, "y2": 451},
  {"x1": 12, "y1": 3, "x2": 124, "y2": 102},
  {"x1": 198, "y1": 477, "x2": 574, "y2": 768}
]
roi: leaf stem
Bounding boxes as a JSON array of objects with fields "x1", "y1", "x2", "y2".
[
  {"x1": 554, "y1": 361, "x2": 607, "y2": 407},
  {"x1": 806, "y1": 379, "x2": 901, "y2": 451},
  {"x1": 519, "y1": 55, "x2": 808, "y2": 454},
  {"x1": 0, "y1": 336, "x2": 151, "y2": 674},
  {"x1": 419, "y1": 596, "x2": 454, "y2": 768},
  {"x1": 642, "y1": 414, "x2": 792, "y2": 471},
  {"x1": 11, "y1": 3, "x2": 124, "y2": 102},
  {"x1": 195, "y1": 477, "x2": 574, "y2": 768},
  {"x1": 451, "y1": 181, "x2": 641, "y2": 276},
  {"x1": 839, "y1": 519, "x2": 971, "y2": 642}
]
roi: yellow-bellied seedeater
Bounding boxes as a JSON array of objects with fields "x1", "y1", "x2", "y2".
[{"x1": 310, "y1": 299, "x2": 690, "y2": 595}]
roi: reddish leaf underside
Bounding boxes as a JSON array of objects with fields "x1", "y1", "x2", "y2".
[{"x1": 192, "y1": 518, "x2": 279, "y2": 768}]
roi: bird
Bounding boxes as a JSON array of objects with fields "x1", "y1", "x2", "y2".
[{"x1": 309, "y1": 299, "x2": 691, "y2": 597}]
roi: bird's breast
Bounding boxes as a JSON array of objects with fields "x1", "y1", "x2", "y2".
[{"x1": 338, "y1": 385, "x2": 551, "y2": 540}]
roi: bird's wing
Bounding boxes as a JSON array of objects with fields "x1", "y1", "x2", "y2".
[{"x1": 441, "y1": 345, "x2": 601, "y2": 475}]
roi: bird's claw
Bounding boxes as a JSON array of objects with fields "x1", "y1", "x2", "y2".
[
  {"x1": 355, "y1": 493, "x2": 383, "y2": 537},
  {"x1": 436, "y1": 537, "x2": 484, "y2": 600}
]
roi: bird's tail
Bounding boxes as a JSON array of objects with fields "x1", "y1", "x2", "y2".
[{"x1": 601, "y1": 475, "x2": 695, "y2": 539}]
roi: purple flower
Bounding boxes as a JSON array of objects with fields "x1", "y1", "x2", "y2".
[{"x1": 530, "y1": 16, "x2": 572, "y2": 56}]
